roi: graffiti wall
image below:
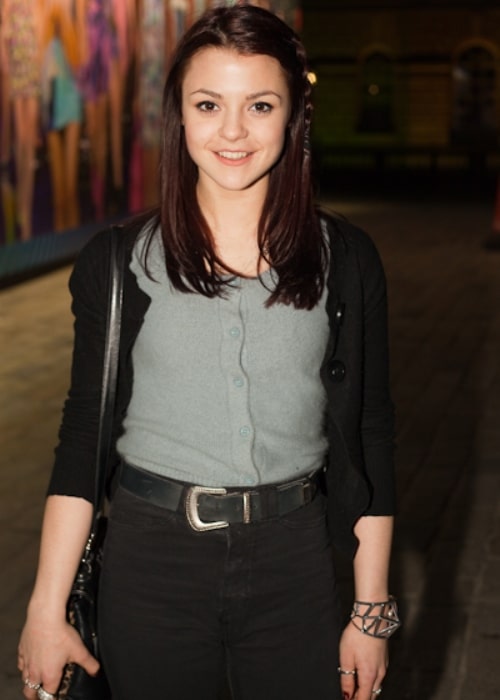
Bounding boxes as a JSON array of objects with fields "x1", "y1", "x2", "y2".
[{"x1": 0, "y1": 0, "x2": 300, "y2": 245}]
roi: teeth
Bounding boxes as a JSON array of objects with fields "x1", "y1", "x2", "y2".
[{"x1": 218, "y1": 151, "x2": 249, "y2": 160}]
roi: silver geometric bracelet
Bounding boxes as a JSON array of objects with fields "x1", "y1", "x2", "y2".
[{"x1": 350, "y1": 595, "x2": 402, "y2": 638}]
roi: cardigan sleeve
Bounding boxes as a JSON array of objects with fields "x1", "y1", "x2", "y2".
[
  {"x1": 356, "y1": 229, "x2": 396, "y2": 515},
  {"x1": 47, "y1": 229, "x2": 113, "y2": 503},
  {"x1": 317, "y1": 213, "x2": 397, "y2": 555}
]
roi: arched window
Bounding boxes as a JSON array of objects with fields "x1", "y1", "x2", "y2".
[
  {"x1": 357, "y1": 52, "x2": 394, "y2": 133},
  {"x1": 452, "y1": 46, "x2": 497, "y2": 146}
]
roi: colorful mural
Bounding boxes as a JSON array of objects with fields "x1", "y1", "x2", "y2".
[{"x1": 0, "y1": 0, "x2": 300, "y2": 245}]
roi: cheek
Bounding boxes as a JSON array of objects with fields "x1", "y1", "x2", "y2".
[
  {"x1": 267, "y1": 121, "x2": 288, "y2": 154},
  {"x1": 183, "y1": 119, "x2": 213, "y2": 149},
  {"x1": 183, "y1": 122, "x2": 205, "y2": 162}
]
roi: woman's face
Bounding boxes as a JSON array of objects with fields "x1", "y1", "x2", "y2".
[{"x1": 181, "y1": 47, "x2": 292, "y2": 199}]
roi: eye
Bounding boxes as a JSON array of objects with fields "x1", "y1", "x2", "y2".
[
  {"x1": 196, "y1": 100, "x2": 219, "y2": 112},
  {"x1": 251, "y1": 102, "x2": 273, "y2": 114}
]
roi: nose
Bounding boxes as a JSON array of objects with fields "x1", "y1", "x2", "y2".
[{"x1": 219, "y1": 108, "x2": 248, "y2": 141}]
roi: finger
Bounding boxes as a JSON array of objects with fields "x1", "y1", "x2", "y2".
[
  {"x1": 338, "y1": 668, "x2": 357, "y2": 700},
  {"x1": 82, "y1": 656, "x2": 100, "y2": 677},
  {"x1": 370, "y1": 672, "x2": 385, "y2": 698},
  {"x1": 18, "y1": 646, "x2": 25, "y2": 671},
  {"x1": 368, "y1": 662, "x2": 387, "y2": 693},
  {"x1": 22, "y1": 675, "x2": 42, "y2": 700},
  {"x1": 340, "y1": 675, "x2": 356, "y2": 700},
  {"x1": 34, "y1": 688, "x2": 58, "y2": 700},
  {"x1": 23, "y1": 688, "x2": 41, "y2": 700},
  {"x1": 39, "y1": 668, "x2": 65, "y2": 696},
  {"x1": 72, "y1": 646, "x2": 100, "y2": 677},
  {"x1": 340, "y1": 680, "x2": 356, "y2": 700},
  {"x1": 355, "y1": 673, "x2": 379, "y2": 700}
]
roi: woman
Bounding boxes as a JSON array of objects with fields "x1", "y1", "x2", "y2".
[{"x1": 18, "y1": 6, "x2": 399, "y2": 700}]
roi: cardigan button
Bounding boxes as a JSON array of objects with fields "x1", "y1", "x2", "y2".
[
  {"x1": 335, "y1": 302, "x2": 345, "y2": 325},
  {"x1": 329, "y1": 360, "x2": 346, "y2": 383}
]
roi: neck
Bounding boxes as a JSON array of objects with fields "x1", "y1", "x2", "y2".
[
  {"x1": 196, "y1": 182, "x2": 270, "y2": 277},
  {"x1": 197, "y1": 181, "x2": 267, "y2": 237}
]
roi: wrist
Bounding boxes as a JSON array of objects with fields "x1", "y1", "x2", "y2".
[
  {"x1": 28, "y1": 593, "x2": 67, "y2": 620},
  {"x1": 354, "y1": 590, "x2": 389, "y2": 601},
  {"x1": 350, "y1": 595, "x2": 401, "y2": 639}
]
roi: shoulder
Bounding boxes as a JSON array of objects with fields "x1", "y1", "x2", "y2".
[
  {"x1": 318, "y1": 207, "x2": 388, "y2": 303},
  {"x1": 78, "y1": 211, "x2": 156, "y2": 261},
  {"x1": 318, "y1": 207, "x2": 383, "y2": 269},
  {"x1": 70, "y1": 212, "x2": 158, "y2": 299}
]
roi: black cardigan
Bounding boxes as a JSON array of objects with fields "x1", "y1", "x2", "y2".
[{"x1": 48, "y1": 212, "x2": 396, "y2": 557}]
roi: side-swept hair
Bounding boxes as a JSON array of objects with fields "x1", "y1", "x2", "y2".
[{"x1": 153, "y1": 3, "x2": 325, "y2": 309}]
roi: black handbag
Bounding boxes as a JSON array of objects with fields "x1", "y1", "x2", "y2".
[{"x1": 58, "y1": 226, "x2": 125, "y2": 699}]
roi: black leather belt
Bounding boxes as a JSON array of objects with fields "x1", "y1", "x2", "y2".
[{"x1": 120, "y1": 462, "x2": 321, "y2": 532}]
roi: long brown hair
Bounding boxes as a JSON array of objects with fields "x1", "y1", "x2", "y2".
[{"x1": 151, "y1": 4, "x2": 325, "y2": 309}]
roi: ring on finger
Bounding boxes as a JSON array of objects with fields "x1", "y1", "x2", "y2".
[
  {"x1": 337, "y1": 667, "x2": 357, "y2": 676},
  {"x1": 37, "y1": 688, "x2": 56, "y2": 700},
  {"x1": 23, "y1": 678, "x2": 41, "y2": 690},
  {"x1": 372, "y1": 689, "x2": 383, "y2": 695}
]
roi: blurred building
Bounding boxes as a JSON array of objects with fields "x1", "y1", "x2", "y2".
[{"x1": 303, "y1": 0, "x2": 500, "y2": 187}]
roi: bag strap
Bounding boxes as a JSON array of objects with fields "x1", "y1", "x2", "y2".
[{"x1": 93, "y1": 225, "x2": 125, "y2": 524}]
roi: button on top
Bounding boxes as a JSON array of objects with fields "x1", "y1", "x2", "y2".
[
  {"x1": 239, "y1": 426, "x2": 251, "y2": 437},
  {"x1": 229, "y1": 327, "x2": 241, "y2": 338},
  {"x1": 233, "y1": 377, "x2": 244, "y2": 387},
  {"x1": 329, "y1": 360, "x2": 346, "y2": 383}
]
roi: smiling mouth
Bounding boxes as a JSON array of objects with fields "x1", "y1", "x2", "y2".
[{"x1": 217, "y1": 151, "x2": 251, "y2": 161}]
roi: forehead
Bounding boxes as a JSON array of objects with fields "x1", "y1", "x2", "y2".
[{"x1": 182, "y1": 47, "x2": 289, "y2": 90}]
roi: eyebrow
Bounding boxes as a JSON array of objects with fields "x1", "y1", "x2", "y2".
[{"x1": 189, "y1": 89, "x2": 283, "y2": 103}]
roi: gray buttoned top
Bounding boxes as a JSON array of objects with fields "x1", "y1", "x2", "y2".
[{"x1": 117, "y1": 228, "x2": 330, "y2": 488}]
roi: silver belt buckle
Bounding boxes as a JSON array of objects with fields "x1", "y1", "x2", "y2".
[{"x1": 185, "y1": 485, "x2": 229, "y2": 532}]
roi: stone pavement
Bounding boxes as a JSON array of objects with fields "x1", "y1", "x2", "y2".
[{"x1": 1, "y1": 196, "x2": 499, "y2": 699}]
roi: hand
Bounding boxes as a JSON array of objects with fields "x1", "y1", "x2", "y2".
[
  {"x1": 338, "y1": 621, "x2": 388, "y2": 700},
  {"x1": 18, "y1": 612, "x2": 100, "y2": 699}
]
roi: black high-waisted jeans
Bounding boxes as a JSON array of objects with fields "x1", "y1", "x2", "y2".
[{"x1": 98, "y1": 485, "x2": 342, "y2": 700}]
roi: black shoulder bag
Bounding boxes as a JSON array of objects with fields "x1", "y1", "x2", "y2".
[{"x1": 58, "y1": 226, "x2": 125, "y2": 700}]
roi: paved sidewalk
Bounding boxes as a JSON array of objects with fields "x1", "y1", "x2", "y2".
[{"x1": 1, "y1": 196, "x2": 499, "y2": 699}]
